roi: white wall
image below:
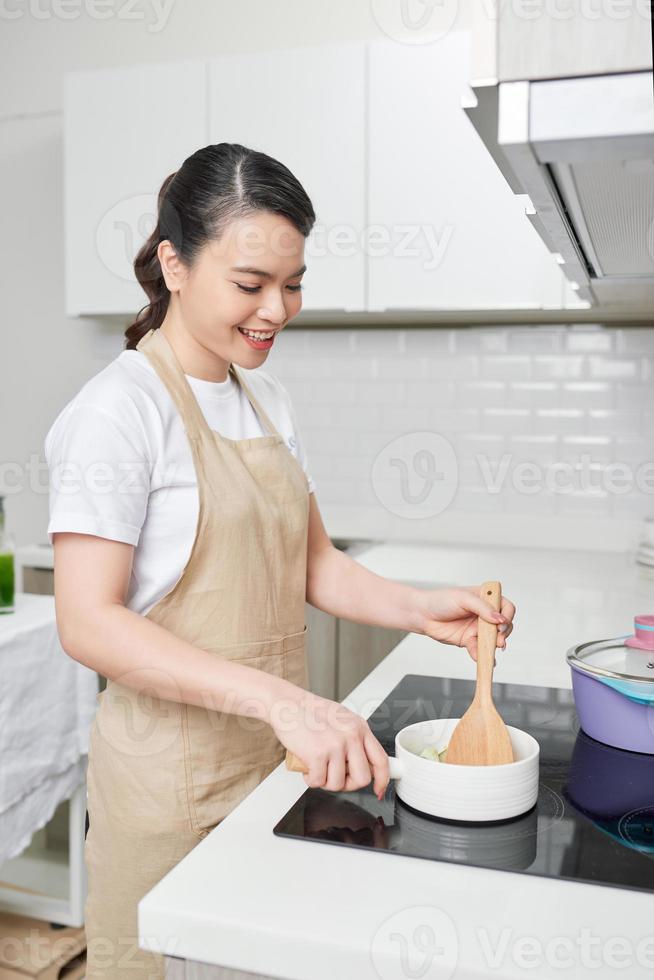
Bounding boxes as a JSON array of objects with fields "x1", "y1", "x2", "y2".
[{"x1": 2, "y1": 0, "x2": 652, "y2": 553}]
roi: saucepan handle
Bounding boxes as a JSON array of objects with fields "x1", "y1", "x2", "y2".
[{"x1": 388, "y1": 756, "x2": 403, "y2": 780}]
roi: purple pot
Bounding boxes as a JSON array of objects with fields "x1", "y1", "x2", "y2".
[{"x1": 570, "y1": 666, "x2": 654, "y2": 755}]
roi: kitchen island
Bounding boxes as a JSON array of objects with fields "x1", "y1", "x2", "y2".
[{"x1": 138, "y1": 543, "x2": 654, "y2": 980}]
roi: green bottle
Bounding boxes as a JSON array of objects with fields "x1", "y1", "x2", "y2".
[{"x1": 0, "y1": 496, "x2": 15, "y2": 614}]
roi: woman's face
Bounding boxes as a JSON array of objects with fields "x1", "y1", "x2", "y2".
[{"x1": 159, "y1": 210, "x2": 306, "y2": 379}]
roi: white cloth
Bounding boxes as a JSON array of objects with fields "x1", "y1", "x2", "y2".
[
  {"x1": 44, "y1": 348, "x2": 315, "y2": 616},
  {"x1": 0, "y1": 594, "x2": 98, "y2": 862},
  {"x1": 0, "y1": 759, "x2": 87, "y2": 865}
]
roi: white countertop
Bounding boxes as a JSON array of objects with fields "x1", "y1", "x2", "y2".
[{"x1": 139, "y1": 543, "x2": 654, "y2": 980}]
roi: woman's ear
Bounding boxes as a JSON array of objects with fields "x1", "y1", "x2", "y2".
[{"x1": 158, "y1": 240, "x2": 186, "y2": 293}]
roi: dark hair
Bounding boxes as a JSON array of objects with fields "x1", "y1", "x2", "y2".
[{"x1": 124, "y1": 143, "x2": 316, "y2": 350}]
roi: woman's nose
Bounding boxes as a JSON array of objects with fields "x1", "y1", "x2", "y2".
[{"x1": 258, "y1": 303, "x2": 286, "y2": 325}]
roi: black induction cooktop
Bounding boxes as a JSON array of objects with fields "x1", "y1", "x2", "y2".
[{"x1": 273, "y1": 674, "x2": 654, "y2": 893}]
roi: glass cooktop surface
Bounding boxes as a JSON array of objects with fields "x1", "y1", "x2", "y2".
[{"x1": 273, "y1": 674, "x2": 654, "y2": 893}]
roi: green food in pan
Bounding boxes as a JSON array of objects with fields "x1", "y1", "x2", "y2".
[{"x1": 418, "y1": 745, "x2": 448, "y2": 763}]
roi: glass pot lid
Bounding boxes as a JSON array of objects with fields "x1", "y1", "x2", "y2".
[
  {"x1": 567, "y1": 636, "x2": 654, "y2": 684},
  {"x1": 567, "y1": 634, "x2": 654, "y2": 706}
]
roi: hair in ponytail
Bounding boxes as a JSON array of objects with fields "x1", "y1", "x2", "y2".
[
  {"x1": 124, "y1": 144, "x2": 316, "y2": 350},
  {"x1": 124, "y1": 172, "x2": 176, "y2": 349}
]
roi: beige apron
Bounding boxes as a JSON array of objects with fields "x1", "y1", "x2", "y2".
[{"x1": 84, "y1": 326, "x2": 310, "y2": 979}]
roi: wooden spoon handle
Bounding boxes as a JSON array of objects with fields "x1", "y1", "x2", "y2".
[
  {"x1": 476, "y1": 581, "x2": 502, "y2": 703},
  {"x1": 285, "y1": 751, "x2": 309, "y2": 773}
]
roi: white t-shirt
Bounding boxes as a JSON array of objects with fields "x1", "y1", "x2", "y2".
[{"x1": 45, "y1": 348, "x2": 315, "y2": 616}]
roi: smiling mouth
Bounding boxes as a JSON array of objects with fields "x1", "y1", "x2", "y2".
[{"x1": 238, "y1": 327, "x2": 277, "y2": 339}]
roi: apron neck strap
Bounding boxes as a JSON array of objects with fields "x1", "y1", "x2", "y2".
[
  {"x1": 230, "y1": 365, "x2": 279, "y2": 437},
  {"x1": 136, "y1": 327, "x2": 279, "y2": 441}
]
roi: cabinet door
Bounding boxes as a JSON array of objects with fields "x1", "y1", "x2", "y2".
[
  {"x1": 337, "y1": 622, "x2": 407, "y2": 702},
  {"x1": 304, "y1": 602, "x2": 337, "y2": 700},
  {"x1": 64, "y1": 61, "x2": 207, "y2": 316},
  {"x1": 208, "y1": 44, "x2": 366, "y2": 312},
  {"x1": 367, "y1": 33, "x2": 568, "y2": 311}
]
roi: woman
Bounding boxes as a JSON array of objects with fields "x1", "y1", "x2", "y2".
[{"x1": 45, "y1": 143, "x2": 515, "y2": 978}]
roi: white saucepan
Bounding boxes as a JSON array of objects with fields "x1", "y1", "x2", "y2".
[{"x1": 388, "y1": 718, "x2": 540, "y2": 822}]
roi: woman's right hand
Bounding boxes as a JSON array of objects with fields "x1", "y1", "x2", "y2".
[{"x1": 269, "y1": 688, "x2": 390, "y2": 800}]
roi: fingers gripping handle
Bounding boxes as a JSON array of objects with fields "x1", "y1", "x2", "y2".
[{"x1": 285, "y1": 749, "x2": 403, "y2": 780}]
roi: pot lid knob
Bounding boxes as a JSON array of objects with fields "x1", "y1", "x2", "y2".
[{"x1": 625, "y1": 615, "x2": 654, "y2": 651}]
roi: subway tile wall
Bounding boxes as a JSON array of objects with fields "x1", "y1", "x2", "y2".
[{"x1": 265, "y1": 324, "x2": 654, "y2": 547}]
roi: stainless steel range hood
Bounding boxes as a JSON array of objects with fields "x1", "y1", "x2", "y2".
[{"x1": 464, "y1": 69, "x2": 654, "y2": 312}]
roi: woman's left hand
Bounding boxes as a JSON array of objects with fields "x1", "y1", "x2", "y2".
[{"x1": 409, "y1": 586, "x2": 516, "y2": 661}]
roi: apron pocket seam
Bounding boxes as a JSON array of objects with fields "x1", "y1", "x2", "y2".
[{"x1": 180, "y1": 703, "x2": 206, "y2": 840}]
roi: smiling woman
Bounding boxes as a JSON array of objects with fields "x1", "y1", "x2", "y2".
[
  {"x1": 48, "y1": 143, "x2": 329, "y2": 980},
  {"x1": 46, "y1": 141, "x2": 515, "y2": 980}
]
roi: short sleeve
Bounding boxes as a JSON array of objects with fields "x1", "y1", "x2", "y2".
[{"x1": 44, "y1": 403, "x2": 152, "y2": 546}]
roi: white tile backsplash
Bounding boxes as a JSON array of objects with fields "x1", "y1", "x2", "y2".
[
  {"x1": 424, "y1": 355, "x2": 479, "y2": 380},
  {"x1": 331, "y1": 403, "x2": 380, "y2": 429},
  {"x1": 357, "y1": 380, "x2": 406, "y2": 405},
  {"x1": 375, "y1": 357, "x2": 429, "y2": 380},
  {"x1": 587, "y1": 410, "x2": 643, "y2": 437},
  {"x1": 481, "y1": 355, "x2": 531, "y2": 381},
  {"x1": 481, "y1": 407, "x2": 531, "y2": 435},
  {"x1": 266, "y1": 324, "x2": 654, "y2": 548},
  {"x1": 454, "y1": 329, "x2": 508, "y2": 354},
  {"x1": 404, "y1": 330, "x2": 453, "y2": 354},
  {"x1": 509, "y1": 382, "x2": 559, "y2": 408},
  {"x1": 616, "y1": 384, "x2": 652, "y2": 410},
  {"x1": 617, "y1": 329, "x2": 654, "y2": 354},
  {"x1": 560, "y1": 435, "x2": 614, "y2": 465},
  {"x1": 352, "y1": 329, "x2": 404, "y2": 354},
  {"x1": 588, "y1": 356, "x2": 642, "y2": 380},
  {"x1": 614, "y1": 435, "x2": 652, "y2": 461},
  {"x1": 431, "y1": 407, "x2": 480, "y2": 433},
  {"x1": 507, "y1": 328, "x2": 564, "y2": 355},
  {"x1": 405, "y1": 380, "x2": 457, "y2": 407},
  {"x1": 461, "y1": 380, "x2": 506, "y2": 407},
  {"x1": 559, "y1": 382, "x2": 613, "y2": 411},
  {"x1": 532, "y1": 356, "x2": 586, "y2": 381},
  {"x1": 565, "y1": 329, "x2": 614, "y2": 354},
  {"x1": 532, "y1": 408, "x2": 585, "y2": 435}
]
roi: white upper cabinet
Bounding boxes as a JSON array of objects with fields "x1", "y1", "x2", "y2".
[
  {"x1": 366, "y1": 33, "x2": 570, "y2": 312},
  {"x1": 64, "y1": 37, "x2": 573, "y2": 316},
  {"x1": 207, "y1": 43, "x2": 366, "y2": 312},
  {"x1": 64, "y1": 61, "x2": 207, "y2": 316}
]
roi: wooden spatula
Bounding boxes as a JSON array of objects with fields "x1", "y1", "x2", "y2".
[{"x1": 444, "y1": 580, "x2": 514, "y2": 766}]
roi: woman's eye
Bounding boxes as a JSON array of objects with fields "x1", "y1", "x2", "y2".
[{"x1": 236, "y1": 283, "x2": 303, "y2": 294}]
